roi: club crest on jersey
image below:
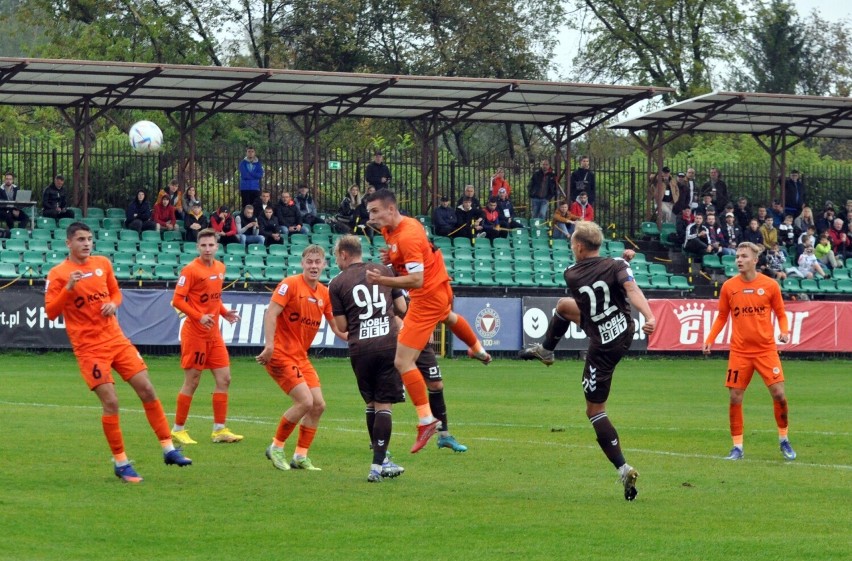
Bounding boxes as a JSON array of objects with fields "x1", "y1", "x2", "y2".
[
  {"x1": 757, "y1": 288, "x2": 765, "y2": 295},
  {"x1": 277, "y1": 283, "x2": 289, "y2": 296},
  {"x1": 95, "y1": 268, "x2": 104, "y2": 277},
  {"x1": 317, "y1": 298, "x2": 324, "y2": 308},
  {"x1": 390, "y1": 243, "x2": 398, "y2": 253}
]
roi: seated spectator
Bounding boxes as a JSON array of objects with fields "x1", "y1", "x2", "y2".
[
  {"x1": 844, "y1": 220, "x2": 852, "y2": 262},
  {"x1": 814, "y1": 232, "x2": 839, "y2": 270},
  {"x1": 778, "y1": 214, "x2": 797, "y2": 253},
  {"x1": 551, "y1": 199, "x2": 578, "y2": 240},
  {"x1": 490, "y1": 167, "x2": 511, "y2": 198},
  {"x1": 454, "y1": 197, "x2": 483, "y2": 239},
  {"x1": 182, "y1": 185, "x2": 201, "y2": 211},
  {"x1": 157, "y1": 179, "x2": 184, "y2": 220},
  {"x1": 275, "y1": 191, "x2": 305, "y2": 237},
  {"x1": 816, "y1": 203, "x2": 836, "y2": 234},
  {"x1": 721, "y1": 212, "x2": 742, "y2": 250},
  {"x1": 789, "y1": 243, "x2": 828, "y2": 279},
  {"x1": 705, "y1": 213, "x2": 734, "y2": 256},
  {"x1": 353, "y1": 185, "x2": 375, "y2": 239},
  {"x1": 797, "y1": 225, "x2": 816, "y2": 260},
  {"x1": 741, "y1": 218, "x2": 764, "y2": 247},
  {"x1": 794, "y1": 205, "x2": 815, "y2": 234},
  {"x1": 769, "y1": 199, "x2": 785, "y2": 226},
  {"x1": 673, "y1": 207, "x2": 693, "y2": 247},
  {"x1": 1, "y1": 172, "x2": 31, "y2": 229},
  {"x1": 827, "y1": 218, "x2": 848, "y2": 262},
  {"x1": 152, "y1": 193, "x2": 178, "y2": 232},
  {"x1": 683, "y1": 212, "x2": 712, "y2": 258},
  {"x1": 252, "y1": 189, "x2": 274, "y2": 216},
  {"x1": 695, "y1": 193, "x2": 716, "y2": 218},
  {"x1": 125, "y1": 190, "x2": 157, "y2": 233},
  {"x1": 456, "y1": 184, "x2": 481, "y2": 210},
  {"x1": 733, "y1": 197, "x2": 753, "y2": 232},
  {"x1": 761, "y1": 242, "x2": 787, "y2": 281},
  {"x1": 433, "y1": 195, "x2": 459, "y2": 237},
  {"x1": 495, "y1": 187, "x2": 524, "y2": 230},
  {"x1": 41, "y1": 174, "x2": 74, "y2": 220},
  {"x1": 183, "y1": 201, "x2": 208, "y2": 242},
  {"x1": 759, "y1": 216, "x2": 778, "y2": 251},
  {"x1": 294, "y1": 183, "x2": 324, "y2": 231},
  {"x1": 210, "y1": 205, "x2": 240, "y2": 245},
  {"x1": 236, "y1": 204, "x2": 265, "y2": 246},
  {"x1": 754, "y1": 205, "x2": 770, "y2": 226},
  {"x1": 481, "y1": 197, "x2": 504, "y2": 240},
  {"x1": 335, "y1": 184, "x2": 361, "y2": 233},
  {"x1": 570, "y1": 190, "x2": 594, "y2": 222},
  {"x1": 258, "y1": 206, "x2": 283, "y2": 246}
]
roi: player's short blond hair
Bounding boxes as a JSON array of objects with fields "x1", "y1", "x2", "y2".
[
  {"x1": 301, "y1": 244, "x2": 326, "y2": 259},
  {"x1": 334, "y1": 235, "x2": 363, "y2": 257},
  {"x1": 736, "y1": 242, "x2": 763, "y2": 256},
  {"x1": 572, "y1": 221, "x2": 603, "y2": 251}
]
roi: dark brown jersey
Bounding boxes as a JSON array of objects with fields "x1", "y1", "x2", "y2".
[
  {"x1": 563, "y1": 256, "x2": 635, "y2": 348},
  {"x1": 329, "y1": 261, "x2": 399, "y2": 356}
]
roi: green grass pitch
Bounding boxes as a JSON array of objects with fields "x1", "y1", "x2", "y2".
[{"x1": 0, "y1": 352, "x2": 849, "y2": 561}]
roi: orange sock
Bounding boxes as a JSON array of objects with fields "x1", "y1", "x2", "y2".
[
  {"x1": 275, "y1": 418, "x2": 298, "y2": 444},
  {"x1": 773, "y1": 399, "x2": 789, "y2": 434},
  {"x1": 295, "y1": 426, "x2": 317, "y2": 457},
  {"x1": 730, "y1": 403, "x2": 744, "y2": 446},
  {"x1": 143, "y1": 399, "x2": 173, "y2": 445},
  {"x1": 449, "y1": 315, "x2": 481, "y2": 351},
  {"x1": 174, "y1": 393, "x2": 193, "y2": 427},
  {"x1": 212, "y1": 392, "x2": 228, "y2": 425},
  {"x1": 102, "y1": 414, "x2": 125, "y2": 458},
  {"x1": 401, "y1": 368, "x2": 430, "y2": 409}
]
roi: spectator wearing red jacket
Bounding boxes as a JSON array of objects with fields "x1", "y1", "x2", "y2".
[
  {"x1": 210, "y1": 205, "x2": 240, "y2": 245},
  {"x1": 570, "y1": 191, "x2": 594, "y2": 223},
  {"x1": 152, "y1": 193, "x2": 178, "y2": 232}
]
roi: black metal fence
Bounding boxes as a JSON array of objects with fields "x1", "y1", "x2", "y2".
[{"x1": 2, "y1": 138, "x2": 852, "y2": 238}]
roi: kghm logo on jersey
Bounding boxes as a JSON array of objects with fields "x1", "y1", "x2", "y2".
[{"x1": 475, "y1": 305, "x2": 500, "y2": 339}]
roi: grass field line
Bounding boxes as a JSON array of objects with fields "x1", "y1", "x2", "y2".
[{"x1": 4, "y1": 399, "x2": 851, "y2": 471}]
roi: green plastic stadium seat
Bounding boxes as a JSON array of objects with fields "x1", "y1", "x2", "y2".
[
  {"x1": 244, "y1": 254, "x2": 265, "y2": 268},
  {"x1": 0, "y1": 250, "x2": 21, "y2": 263},
  {"x1": 244, "y1": 267, "x2": 267, "y2": 281},
  {"x1": 247, "y1": 244, "x2": 267, "y2": 255},
  {"x1": 119, "y1": 229, "x2": 140, "y2": 241},
  {"x1": 31, "y1": 229, "x2": 52, "y2": 242},
  {"x1": 9, "y1": 228, "x2": 28, "y2": 240},
  {"x1": 782, "y1": 278, "x2": 800, "y2": 292},
  {"x1": 163, "y1": 230, "x2": 183, "y2": 242},
  {"x1": 265, "y1": 266, "x2": 286, "y2": 281},
  {"x1": 225, "y1": 266, "x2": 243, "y2": 281},
  {"x1": 452, "y1": 270, "x2": 475, "y2": 285},
  {"x1": 179, "y1": 254, "x2": 196, "y2": 266},
  {"x1": 817, "y1": 279, "x2": 839, "y2": 293},
  {"x1": 85, "y1": 207, "x2": 105, "y2": 219},
  {"x1": 836, "y1": 279, "x2": 852, "y2": 293},
  {"x1": 641, "y1": 221, "x2": 660, "y2": 238},
  {"x1": 136, "y1": 253, "x2": 157, "y2": 266},
  {"x1": 157, "y1": 254, "x2": 179, "y2": 266},
  {"x1": 454, "y1": 247, "x2": 473, "y2": 260},
  {"x1": 0, "y1": 262, "x2": 17, "y2": 278},
  {"x1": 36, "y1": 217, "x2": 56, "y2": 230},
  {"x1": 4, "y1": 239, "x2": 27, "y2": 252},
  {"x1": 473, "y1": 272, "x2": 496, "y2": 286},
  {"x1": 514, "y1": 272, "x2": 536, "y2": 287},
  {"x1": 106, "y1": 208, "x2": 126, "y2": 219},
  {"x1": 669, "y1": 275, "x2": 692, "y2": 291},
  {"x1": 648, "y1": 263, "x2": 667, "y2": 275},
  {"x1": 494, "y1": 271, "x2": 513, "y2": 286},
  {"x1": 702, "y1": 254, "x2": 722, "y2": 271},
  {"x1": 141, "y1": 230, "x2": 161, "y2": 242},
  {"x1": 222, "y1": 254, "x2": 244, "y2": 266},
  {"x1": 161, "y1": 241, "x2": 182, "y2": 254},
  {"x1": 534, "y1": 272, "x2": 557, "y2": 287},
  {"x1": 139, "y1": 241, "x2": 159, "y2": 254},
  {"x1": 154, "y1": 265, "x2": 177, "y2": 280}
]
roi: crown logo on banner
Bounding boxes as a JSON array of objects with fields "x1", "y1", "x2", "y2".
[{"x1": 674, "y1": 302, "x2": 705, "y2": 323}]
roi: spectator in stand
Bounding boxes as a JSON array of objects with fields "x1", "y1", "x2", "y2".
[
  {"x1": 827, "y1": 218, "x2": 848, "y2": 262},
  {"x1": 157, "y1": 179, "x2": 184, "y2": 220},
  {"x1": 490, "y1": 167, "x2": 511, "y2": 198},
  {"x1": 210, "y1": 205, "x2": 240, "y2": 246},
  {"x1": 569, "y1": 156, "x2": 596, "y2": 204},
  {"x1": 183, "y1": 185, "x2": 200, "y2": 211},
  {"x1": 755, "y1": 205, "x2": 770, "y2": 226},
  {"x1": 797, "y1": 225, "x2": 816, "y2": 259},
  {"x1": 794, "y1": 205, "x2": 815, "y2": 234},
  {"x1": 236, "y1": 204, "x2": 265, "y2": 246},
  {"x1": 845, "y1": 209, "x2": 852, "y2": 233},
  {"x1": 700, "y1": 167, "x2": 729, "y2": 210},
  {"x1": 759, "y1": 216, "x2": 778, "y2": 251},
  {"x1": 789, "y1": 243, "x2": 827, "y2": 279},
  {"x1": 722, "y1": 212, "x2": 742, "y2": 250},
  {"x1": 294, "y1": 184, "x2": 323, "y2": 232},
  {"x1": 528, "y1": 159, "x2": 557, "y2": 221},
  {"x1": 769, "y1": 200, "x2": 785, "y2": 227},
  {"x1": 695, "y1": 193, "x2": 716, "y2": 218},
  {"x1": 432, "y1": 195, "x2": 459, "y2": 237},
  {"x1": 683, "y1": 212, "x2": 712, "y2": 258},
  {"x1": 552, "y1": 199, "x2": 578, "y2": 240},
  {"x1": 275, "y1": 191, "x2": 305, "y2": 237},
  {"x1": 843, "y1": 200, "x2": 852, "y2": 229},
  {"x1": 125, "y1": 189, "x2": 157, "y2": 234},
  {"x1": 652, "y1": 166, "x2": 678, "y2": 228},
  {"x1": 0, "y1": 172, "x2": 31, "y2": 229},
  {"x1": 734, "y1": 197, "x2": 753, "y2": 232},
  {"x1": 42, "y1": 174, "x2": 75, "y2": 220},
  {"x1": 742, "y1": 218, "x2": 764, "y2": 247},
  {"x1": 153, "y1": 193, "x2": 178, "y2": 233},
  {"x1": 456, "y1": 184, "x2": 481, "y2": 210},
  {"x1": 238, "y1": 147, "x2": 264, "y2": 210},
  {"x1": 844, "y1": 221, "x2": 852, "y2": 262},
  {"x1": 183, "y1": 201, "x2": 208, "y2": 242},
  {"x1": 814, "y1": 232, "x2": 839, "y2": 270},
  {"x1": 781, "y1": 169, "x2": 805, "y2": 216},
  {"x1": 778, "y1": 214, "x2": 797, "y2": 254},
  {"x1": 673, "y1": 207, "x2": 693, "y2": 247},
  {"x1": 481, "y1": 197, "x2": 504, "y2": 240},
  {"x1": 570, "y1": 190, "x2": 594, "y2": 223},
  {"x1": 816, "y1": 203, "x2": 836, "y2": 234},
  {"x1": 674, "y1": 168, "x2": 699, "y2": 215},
  {"x1": 259, "y1": 206, "x2": 283, "y2": 246},
  {"x1": 354, "y1": 185, "x2": 375, "y2": 239},
  {"x1": 252, "y1": 189, "x2": 274, "y2": 216},
  {"x1": 454, "y1": 197, "x2": 483, "y2": 240},
  {"x1": 706, "y1": 213, "x2": 734, "y2": 256},
  {"x1": 762, "y1": 242, "x2": 788, "y2": 281},
  {"x1": 335, "y1": 185, "x2": 360, "y2": 234},
  {"x1": 364, "y1": 150, "x2": 391, "y2": 190},
  {"x1": 495, "y1": 187, "x2": 524, "y2": 231}
]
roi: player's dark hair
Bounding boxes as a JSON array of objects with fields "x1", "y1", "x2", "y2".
[
  {"x1": 572, "y1": 221, "x2": 603, "y2": 251},
  {"x1": 196, "y1": 228, "x2": 217, "y2": 243},
  {"x1": 66, "y1": 222, "x2": 91, "y2": 239},
  {"x1": 335, "y1": 235, "x2": 363, "y2": 258},
  {"x1": 363, "y1": 188, "x2": 396, "y2": 206}
]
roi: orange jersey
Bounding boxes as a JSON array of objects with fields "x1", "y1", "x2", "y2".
[
  {"x1": 705, "y1": 273, "x2": 790, "y2": 356},
  {"x1": 45, "y1": 256, "x2": 126, "y2": 351},
  {"x1": 173, "y1": 258, "x2": 226, "y2": 340},
  {"x1": 269, "y1": 274, "x2": 333, "y2": 362},
  {"x1": 382, "y1": 216, "x2": 450, "y2": 299}
]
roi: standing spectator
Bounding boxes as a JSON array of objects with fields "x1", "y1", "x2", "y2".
[
  {"x1": 335, "y1": 185, "x2": 361, "y2": 233},
  {"x1": 42, "y1": 174, "x2": 74, "y2": 220},
  {"x1": 652, "y1": 167, "x2": 678, "y2": 228},
  {"x1": 238, "y1": 147, "x2": 264, "y2": 210},
  {"x1": 125, "y1": 190, "x2": 157, "y2": 233},
  {"x1": 258, "y1": 206, "x2": 283, "y2": 246},
  {"x1": 742, "y1": 219, "x2": 764, "y2": 247},
  {"x1": 0, "y1": 172, "x2": 31, "y2": 229},
  {"x1": 183, "y1": 185, "x2": 200, "y2": 211},
  {"x1": 495, "y1": 187, "x2": 524, "y2": 230},
  {"x1": 294, "y1": 184, "x2": 324, "y2": 232},
  {"x1": 815, "y1": 203, "x2": 836, "y2": 234},
  {"x1": 734, "y1": 197, "x2": 753, "y2": 232},
  {"x1": 158, "y1": 179, "x2": 184, "y2": 220},
  {"x1": 210, "y1": 206, "x2": 240, "y2": 246},
  {"x1": 570, "y1": 191, "x2": 594, "y2": 223},
  {"x1": 236, "y1": 204, "x2": 265, "y2": 246},
  {"x1": 275, "y1": 191, "x2": 305, "y2": 237},
  {"x1": 454, "y1": 197, "x2": 483, "y2": 240},
  {"x1": 432, "y1": 195, "x2": 459, "y2": 237},
  {"x1": 674, "y1": 168, "x2": 699, "y2": 215},
  {"x1": 527, "y1": 159, "x2": 557, "y2": 221},
  {"x1": 480, "y1": 197, "x2": 504, "y2": 240},
  {"x1": 781, "y1": 169, "x2": 805, "y2": 216},
  {"x1": 778, "y1": 214, "x2": 797, "y2": 254},
  {"x1": 700, "y1": 167, "x2": 729, "y2": 210},
  {"x1": 722, "y1": 212, "x2": 742, "y2": 250},
  {"x1": 759, "y1": 216, "x2": 778, "y2": 251},
  {"x1": 183, "y1": 201, "x2": 208, "y2": 242},
  {"x1": 490, "y1": 167, "x2": 511, "y2": 198},
  {"x1": 814, "y1": 233, "x2": 839, "y2": 270},
  {"x1": 364, "y1": 150, "x2": 391, "y2": 190},
  {"x1": 793, "y1": 205, "x2": 815, "y2": 234},
  {"x1": 455, "y1": 185, "x2": 481, "y2": 210},
  {"x1": 551, "y1": 200, "x2": 578, "y2": 240},
  {"x1": 683, "y1": 212, "x2": 711, "y2": 258},
  {"x1": 569, "y1": 156, "x2": 596, "y2": 204},
  {"x1": 152, "y1": 193, "x2": 178, "y2": 233}
]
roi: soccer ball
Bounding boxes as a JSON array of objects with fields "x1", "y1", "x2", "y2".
[{"x1": 128, "y1": 120, "x2": 163, "y2": 153}]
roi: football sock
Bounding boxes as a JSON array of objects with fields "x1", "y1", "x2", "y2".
[
  {"x1": 142, "y1": 399, "x2": 173, "y2": 445},
  {"x1": 212, "y1": 392, "x2": 228, "y2": 426},
  {"x1": 102, "y1": 414, "x2": 125, "y2": 458},
  {"x1": 174, "y1": 392, "x2": 192, "y2": 427},
  {"x1": 730, "y1": 403, "x2": 744, "y2": 446},
  {"x1": 589, "y1": 411, "x2": 626, "y2": 469},
  {"x1": 401, "y1": 368, "x2": 430, "y2": 410},
  {"x1": 114, "y1": 453, "x2": 130, "y2": 467},
  {"x1": 294, "y1": 426, "x2": 317, "y2": 458},
  {"x1": 365, "y1": 406, "x2": 376, "y2": 442},
  {"x1": 449, "y1": 315, "x2": 479, "y2": 349},
  {"x1": 543, "y1": 312, "x2": 571, "y2": 351},
  {"x1": 428, "y1": 388, "x2": 448, "y2": 432},
  {"x1": 275, "y1": 417, "x2": 298, "y2": 445},
  {"x1": 372, "y1": 410, "x2": 393, "y2": 465},
  {"x1": 773, "y1": 399, "x2": 789, "y2": 437}
]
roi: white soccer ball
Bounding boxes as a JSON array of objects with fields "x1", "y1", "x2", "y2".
[{"x1": 128, "y1": 120, "x2": 163, "y2": 153}]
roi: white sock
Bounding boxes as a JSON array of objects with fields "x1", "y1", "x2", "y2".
[
  {"x1": 371, "y1": 463, "x2": 382, "y2": 472},
  {"x1": 213, "y1": 423, "x2": 225, "y2": 431},
  {"x1": 172, "y1": 424, "x2": 184, "y2": 432},
  {"x1": 418, "y1": 415, "x2": 436, "y2": 425}
]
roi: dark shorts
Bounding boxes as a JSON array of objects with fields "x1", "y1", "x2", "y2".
[
  {"x1": 582, "y1": 323, "x2": 635, "y2": 404},
  {"x1": 350, "y1": 349, "x2": 405, "y2": 405},
  {"x1": 416, "y1": 346, "x2": 442, "y2": 382}
]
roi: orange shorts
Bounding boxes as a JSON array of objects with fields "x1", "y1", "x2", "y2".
[
  {"x1": 399, "y1": 283, "x2": 452, "y2": 350},
  {"x1": 180, "y1": 335, "x2": 230, "y2": 370},
  {"x1": 76, "y1": 338, "x2": 147, "y2": 390},
  {"x1": 724, "y1": 352, "x2": 785, "y2": 390},
  {"x1": 266, "y1": 355, "x2": 319, "y2": 394}
]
